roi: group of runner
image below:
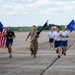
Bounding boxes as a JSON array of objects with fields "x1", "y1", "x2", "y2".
[
  {"x1": 48, "y1": 27, "x2": 69, "y2": 58},
  {"x1": 1, "y1": 25, "x2": 69, "y2": 58}
]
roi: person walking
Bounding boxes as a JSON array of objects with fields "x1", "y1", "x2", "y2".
[{"x1": 25, "y1": 25, "x2": 39, "y2": 58}]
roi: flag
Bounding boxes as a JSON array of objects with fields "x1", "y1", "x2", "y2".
[
  {"x1": 67, "y1": 20, "x2": 75, "y2": 32},
  {"x1": 73, "y1": 21, "x2": 75, "y2": 29},
  {"x1": 0, "y1": 22, "x2": 4, "y2": 32},
  {"x1": 37, "y1": 20, "x2": 48, "y2": 35},
  {"x1": 0, "y1": 22, "x2": 6, "y2": 49}
]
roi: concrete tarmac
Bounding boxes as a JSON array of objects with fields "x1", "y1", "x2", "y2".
[
  {"x1": 43, "y1": 41, "x2": 75, "y2": 75},
  {"x1": 0, "y1": 32, "x2": 75, "y2": 75}
]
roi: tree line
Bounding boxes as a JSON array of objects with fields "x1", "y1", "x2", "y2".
[{"x1": 5, "y1": 24, "x2": 65, "y2": 32}]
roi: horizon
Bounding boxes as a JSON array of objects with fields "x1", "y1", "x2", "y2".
[{"x1": 5, "y1": 23, "x2": 66, "y2": 27}]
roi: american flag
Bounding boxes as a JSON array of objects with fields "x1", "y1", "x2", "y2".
[{"x1": 0, "y1": 22, "x2": 6, "y2": 49}]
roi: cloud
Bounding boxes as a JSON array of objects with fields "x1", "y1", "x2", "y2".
[
  {"x1": 38, "y1": 0, "x2": 75, "y2": 16},
  {"x1": 5, "y1": 11, "x2": 17, "y2": 15},
  {"x1": 33, "y1": 0, "x2": 50, "y2": 6},
  {"x1": 0, "y1": 0, "x2": 75, "y2": 17},
  {"x1": 13, "y1": 0, "x2": 33, "y2": 3},
  {"x1": 3, "y1": 4, "x2": 13, "y2": 9},
  {"x1": 0, "y1": 0, "x2": 4, "y2": 3}
]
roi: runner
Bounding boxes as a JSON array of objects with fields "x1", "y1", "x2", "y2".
[
  {"x1": 6, "y1": 27, "x2": 15, "y2": 58},
  {"x1": 48, "y1": 28, "x2": 54, "y2": 50},
  {"x1": 25, "y1": 25, "x2": 39, "y2": 58},
  {"x1": 53, "y1": 27, "x2": 62, "y2": 58},
  {"x1": 61, "y1": 27, "x2": 69, "y2": 55}
]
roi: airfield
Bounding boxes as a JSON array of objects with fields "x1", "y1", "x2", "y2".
[{"x1": 0, "y1": 32, "x2": 75, "y2": 75}]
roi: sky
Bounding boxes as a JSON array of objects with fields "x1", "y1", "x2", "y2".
[{"x1": 0, "y1": 0, "x2": 75, "y2": 27}]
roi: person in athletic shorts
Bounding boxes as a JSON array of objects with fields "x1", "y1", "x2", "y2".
[
  {"x1": 53, "y1": 27, "x2": 62, "y2": 58},
  {"x1": 61, "y1": 27, "x2": 69, "y2": 55},
  {"x1": 48, "y1": 28, "x2": 54, "y2": 50},
  {"x1": 6, "y1": 27, "x2": 15, "y2": 58}
]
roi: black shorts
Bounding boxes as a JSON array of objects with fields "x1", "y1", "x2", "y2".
[
  {"x1": 61, "y1": 40, "x2": 68, "y2": 47},
  {"x1": 49, "y1": 38, "x2": 54, "y2": 43},
  {"x1": 54, "y1": 41, "x2": 62, "y2": 48},
  {"x1": 6, "y1": 40, "x2": 13, "y2": 47}
]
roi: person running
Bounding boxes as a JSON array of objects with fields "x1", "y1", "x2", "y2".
[
  {"x1": 61, "y1": 27, "x2": 69, "y2": 55},
  {"x1": 6, "y1": 27, "x2": 15, "y2": 58},
  {"x1": 53, "y1": 27, "x2": 62, "y2": 58},
  {"x1": 25, "y1": 25, "x2": 39, "y2": 58},
  {"x1": 48, "y1": 28, "x2": 54, "y2": 50}
]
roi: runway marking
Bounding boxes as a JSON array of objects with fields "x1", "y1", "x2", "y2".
[{"x1": 39, "y1": 41, "x2": 75, "y2": 75}]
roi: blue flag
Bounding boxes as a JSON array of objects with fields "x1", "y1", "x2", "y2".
[
  {"x1": 0, "y1": 22, "x2": 4, "y2": 32},
  {"x1": 73, "y1": 22, "x2": 75, "y2": 29},
  {"x1": 67, "y1": 20, "x2": 75, "y2": 32}
]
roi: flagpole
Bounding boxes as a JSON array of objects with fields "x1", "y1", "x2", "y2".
[
  {"x1": 25, "y1": 34, "x2": 37, "y2": 50},
  {"x1": 25, "y1": 20, "x2": 48, "y2": 50}
]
